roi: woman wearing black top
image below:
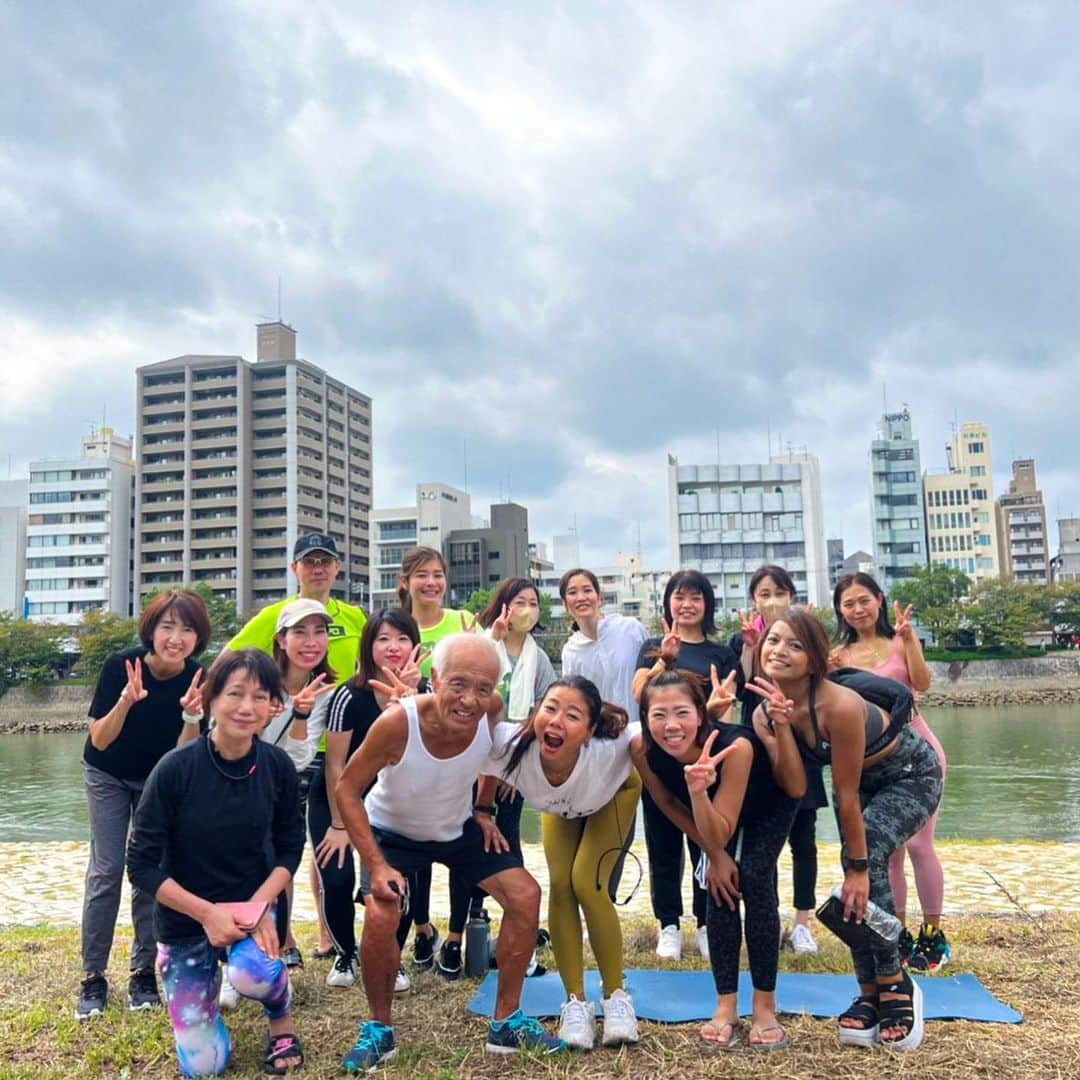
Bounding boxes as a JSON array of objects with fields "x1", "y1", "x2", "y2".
[
  {"x1": 314, "y1": 609, "x2": 426, "y2": 990},
  {"x1": 631, "y1": 570, "x2": 741, "y2": 962},
  {"x1": 127, "y1": 650, "x2": 306, "y2": 1077},
  {"x1": 77, "y1": 589, "x2": 209, "y2": 1021}
]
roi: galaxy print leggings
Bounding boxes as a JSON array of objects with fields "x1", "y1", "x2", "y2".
[{"x1": 157, "y1": 935, "x2": 291, "y2": 1078}]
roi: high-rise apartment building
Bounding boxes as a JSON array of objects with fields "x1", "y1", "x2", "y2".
[
  {"x1": 923, "y1": 422, "x2": 999, "y2": 585},
  {"x1": 827, "y1": 538, "x2": 845, "y2": 588},
  {"x1": 134, "y1": 323, "x2": 372, "y2": 617},
  {"x1": 668, "y1": 451, "x2": 829, "y2": 610},
  {"x1": 25, "y1": 429, "x2": 133, "y2": 624},
  {"x1": 995, "y1": 459, "x2": 1049, "y2": 585},
  {"x1": 369, "y1": 483, "x2": 473, "y2": 610},
  {"x1": 869, "y1": 409, "x2": 928, "y2": 595},
  {"x1": 0, "y1": 480, "x2": 28, "y2": 615}
]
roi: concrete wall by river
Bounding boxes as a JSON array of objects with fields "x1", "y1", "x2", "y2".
[{"x1": 4, "y1": 655, "x2": 1080, "y2": 731}]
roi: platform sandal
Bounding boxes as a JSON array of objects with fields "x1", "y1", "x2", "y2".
[
  {"x1": 878, "y1": 970, "x2": 925, "y2": 1052},
  {"x1": 837, "y1": 994, "x2": 879, "y2": 1048}
]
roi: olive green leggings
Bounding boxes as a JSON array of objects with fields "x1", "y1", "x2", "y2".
[{"x1": 541, "y1": 770, "x2": 642, "y2": 1000}]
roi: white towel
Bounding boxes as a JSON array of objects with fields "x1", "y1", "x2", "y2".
[{"x1": 489, "y1": 630, "x2": 540, "y2": 721}]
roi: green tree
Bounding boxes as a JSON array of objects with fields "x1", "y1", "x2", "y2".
[
  {"x1": 964, "y1": 578, "x2": 1043, "y2": 650},
  {"x1": 75, "y1": 610, "x2": 138, "y2": 678},
  {"x1": 1047, "y1": 581, "x2": 1080, "y2": 639},
  {"x1": 891, "y1": 565, "x2": 971, "y2": 646},
  {"x1": 464, "y1": 588, "x2": 493, "y2": 616},
  {"x1": 0, "y1": 614, "x2": 69, "y2": 693}
]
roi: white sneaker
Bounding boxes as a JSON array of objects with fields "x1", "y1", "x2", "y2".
[
  {"x1": 558, "y1": 995, "x2": 597, "y2": 1050},
  {"x1": 394, "y1": 964, "x2": 411, "y2": 994},
  {"x1": 656, "y1": 924, "x2": 682, "y2": 961},
  {"x1": 326, "y1": 950, "x2": 357, "y2": 988},
  {"x1": 696, "y1": 925, "x2": 710, "y2": 960},
  {"x1": 601, "y1": 988, "x2": 640, "y2": 1046},
  {"x1": 218, "y1": 970, "x2": 239, "y2": 1010},
  {"x1": 788, "y1": 923, "x2": 819, "y2": 955}
]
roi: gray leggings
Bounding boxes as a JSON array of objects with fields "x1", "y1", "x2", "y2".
[{"x1": 836, "y1": 727, "x2": 943, "y2": 984}]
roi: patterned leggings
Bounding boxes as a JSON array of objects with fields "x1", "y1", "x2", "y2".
[
  {"x1": 839, "y1": 726, "x2": 944, "y2": 985},
  {"x1": 157, "y1": 935, "x2": 291, "y2": 1078}
]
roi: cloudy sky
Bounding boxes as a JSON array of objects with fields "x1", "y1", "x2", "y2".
[{"x1": 4, "y1": 1, "x2": 1079, "y2": 567}]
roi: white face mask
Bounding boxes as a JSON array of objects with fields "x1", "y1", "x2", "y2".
[{"x1": 511, "y1": 608, "x2": 540, "y2": 633}]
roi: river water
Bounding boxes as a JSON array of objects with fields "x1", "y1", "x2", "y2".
[{"x1": 2, "y1": 704, "x2": 1078, "y2": 844}]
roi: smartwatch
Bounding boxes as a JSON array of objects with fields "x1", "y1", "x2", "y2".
[
  {"x1": 844, "y1": 856, "x2": 869, "y2": 873},
  {"x1": 473, "y1": 804, "x2": 497, "y2": 816}
]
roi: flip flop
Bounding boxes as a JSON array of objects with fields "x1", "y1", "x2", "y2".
[
  {"x1": 699, "y1": 1019, "x2": 743, "y2": 1049},
  {"x1": 312, "y1": 945, "x2": 337, "y2": 960},
  {"x1": 748, "y1": 1022, "x2": 789, "y2": 1051}
]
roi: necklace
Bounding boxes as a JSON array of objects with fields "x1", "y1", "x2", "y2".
[
  {"x1": 854, "y1": 640, "x2": 886, "y2": 667},
  {"x1": 205, "y1": 734, "x2": 257, "y2": 780}
]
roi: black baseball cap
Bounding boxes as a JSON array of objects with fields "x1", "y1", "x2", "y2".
[{"x1": 292, "y1": 532, "x2": 340, "y2": 561}]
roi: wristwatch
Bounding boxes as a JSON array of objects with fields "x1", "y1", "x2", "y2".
[
  {"x1": 473, "y1": 804, "x2": 496, "y2": 816},
  {"x1": 844, "y1": 856, "x2": 869, "y2": 873}
]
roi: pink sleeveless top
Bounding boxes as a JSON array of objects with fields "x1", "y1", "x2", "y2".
[{"x1": 868, "y1": 637, "x2": 912, "y2": 687}]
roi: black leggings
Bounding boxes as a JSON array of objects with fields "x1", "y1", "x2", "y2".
[
  {"x1": 787, "y1": 807, "x2": 819, "y2": 912},
  {"x1": 707, "y1": 794, "x2": 798, "y2": 995},
  {"x1": 642, "y1": 788, "x2": 707, "y2": 928}
]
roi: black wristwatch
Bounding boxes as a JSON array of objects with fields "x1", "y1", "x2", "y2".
[
  {"x1": 473, "y1": 804, "x2": 496, "y2": 816},
  {"x1": 844, "y1": 856, "x2": 869, "y2": 873}
]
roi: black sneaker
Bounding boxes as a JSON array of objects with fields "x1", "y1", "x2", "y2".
[
  {"x1": 436, "y1": 940, "x2": 462, "y2": 981},
  {"x1": 412, "y1": 927, "x2": 441, "y2": 971},
  {"x1": 917, "y1": 926, "x2": 952, "y2": 973},
  {"x1": 76, "y1": 973, "x2": 108, "y2": 1020},
  {"x1": 127, "y1": 967, "x2": 161, "y2": 1011},
  {"x1": 899, "y1": 928, "x2": 928, "y2": 972}
]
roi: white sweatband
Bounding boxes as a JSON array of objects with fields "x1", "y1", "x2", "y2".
[{"x1": 181, "y1": 711, "x2": 203, "y2": 726}]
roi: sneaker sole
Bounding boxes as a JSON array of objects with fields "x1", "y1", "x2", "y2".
[
  {"x1": 343, "y1": 1046, "x2": 397, "y2": 1073},
  {"x1": 127, "y1": 1000, "x2": 160, "y2": 1011},
  {"x1": 485, "y1": 1041, "x2": 565, "y2": 1055},
  {"x1": 75, "y1": 1007, "x2": 105, "y2": 1021},
  {"x1": 601, "y1": 1032, "x2": 640, "y2": 1047}
]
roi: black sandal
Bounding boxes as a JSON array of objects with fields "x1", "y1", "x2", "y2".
[
  {"x1": 838, "y1": 994, "x2": 879, "y2": 1048},
  {"x1": 878, "y1": 970, "x2": 925, "y2": 1052},
  {"x1": 265, "y1": 1032, "x2": 304, "y2": 1075}
]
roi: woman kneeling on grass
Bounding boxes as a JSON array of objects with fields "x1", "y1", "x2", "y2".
[
  {"x1": 632, "y1": 667, "x2": 804, "y2": 1051},
  {"x1": 749, "y1": 608, "x2": 942, "y2": 1051},
  {"x1": 485, "y1": 676, "x2": 642, "y2": 1051},
  {"x1": 127, "y1": 650, "x2": 306, "y2": 1077}
]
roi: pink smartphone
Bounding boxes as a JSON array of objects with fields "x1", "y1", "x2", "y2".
[{"x1": 219, "y1": 901, "x2": 269, "y2": 931}]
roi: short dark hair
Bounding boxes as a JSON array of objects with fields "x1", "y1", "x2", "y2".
[
  {"x1": 353, "y1": 608, "x2": 422, "y2": 688},
  {"x1": 139, "y1": 589, "x2": 211, "y2": 656},
  {"x1": 478, "y1": 578, "x2": 544, "y2": 633},
  {"x1": 558, "y1": 568, "x2": 601, "y2": 631},
  {"x1": 757, "y1": 607, "x2": 831, "y2": 688},
  {"x1": 663, "y1": 570, "x2": 716, "y2": 635},
  {"x1": 833, "y1": 572, "x2": 895, "y2": 645},
  {"x1": 748, "y1": 564, "x2": 797, "y2": 601},
  {"x1": 204, "y1": 649, "x2": 283, "y2": 710}
]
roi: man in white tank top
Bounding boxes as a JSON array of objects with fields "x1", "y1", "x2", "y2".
[{"x1": 335, "y1": 634, "x2": 566, "y2": 1069}]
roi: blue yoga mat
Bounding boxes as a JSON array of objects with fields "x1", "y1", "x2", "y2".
[{"x1": 467, "y1": 970, "x2": 1022, "y2": 1024}]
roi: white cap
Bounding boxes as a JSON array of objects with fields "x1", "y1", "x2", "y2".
[{"x1": 276, "y1": 598, "x2": 332, "y2": 632}]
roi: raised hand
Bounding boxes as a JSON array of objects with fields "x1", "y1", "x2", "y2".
[
  {"x1": 827, "y1": 648, "x2": 844, "y2": 671},
  {"x1": 706, "y1": 665, "x2": 738, "y2": 720},
  {"x1": 745, "y1": 677, "x2": 795, "y2": 724},
  {"x1": 395, "y1": 643, "x2": 430, "y2": 691},
  {"x1": 291, "y1": 672, "x2": 335, "y2": 717},
  {"x1": 120, "y1": 658, "x2": 148, "y2": 709},
  {"x1": 658, "y1": 617, "x2": 681, "y2": 665},
  {"x1": 459, "y1": 612, "x2": 479, "y2": 633},
  {"x1": 683, "y1": 729, "x2": 740, "y2": 795},
  {"x1": 491, "y1": 604, "x2": 511, "y2": 642},
  {"x1": 179, "y1": 669, "x2": 204, "y2": 717},
  {"x1": 369, "y1": 665, "x2": 415, "y2": 702},
  {"x1": 893, "y1": 601, "x2": 915, "y2": 641},
  {"x1": 739, "y1": 609, "x2": 761, "y2": 651}
]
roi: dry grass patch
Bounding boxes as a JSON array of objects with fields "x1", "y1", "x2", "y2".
[{"x1": 0, "y1": 913, "x2": 1076, "y2": 1079}]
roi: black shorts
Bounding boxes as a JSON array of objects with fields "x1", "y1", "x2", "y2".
[{"x1": 359, "y1": 818, "x2": 523, "y2": 900}]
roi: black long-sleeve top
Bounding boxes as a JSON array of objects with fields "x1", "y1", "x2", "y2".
[{"x1": 127, "y1": 733, "x2": 305, "y2": 943}]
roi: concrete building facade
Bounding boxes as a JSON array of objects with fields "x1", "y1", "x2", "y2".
[
  {"x1": 923, "y1": 422, "x2": 999, "y2": 585},
  {"x1": 445, "y1": 502, "x2": 530, "y2": 608},
  {"x1": 0, "y1": 480, "x2": 28, "y2": 615},
  {"x1": 869, "y1": 409, "x2": 928, "y2": 595},
  {"x1": 134, "y1": 323, "x2": 372, "y2": 618},
  {"x1": 668, "y1": 451, "x2": 829, "y2": 611},
  {"x1": 995, "y1": 459, "x2": 1050, "y2": 585},
  {"x1": 1050, "y1": 518, "x2": 1080, "y2": 584},
  {"x1": 25, "y1": 429, "x2": 132, "y2": 624}
]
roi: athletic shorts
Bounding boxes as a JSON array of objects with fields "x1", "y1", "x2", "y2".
[{"x1": 359, "y1": 818, "x2": 523, "y2": 899}]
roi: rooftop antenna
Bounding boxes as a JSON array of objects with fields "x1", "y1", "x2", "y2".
[
  {"x1": 277, "y1": 276, "x2": 282, "y2": 322},
  {"x1": 882, "y1": 383, "x2": 887, "y2": 415},
  {"x1": 463, "y1": 439, "x2": 469, "y2": 492},
  {"x1": 767, "y1": 419, "x2": 772, "y2": 461}
]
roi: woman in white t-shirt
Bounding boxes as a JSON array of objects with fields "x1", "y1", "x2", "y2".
[
  {"x1": 559, "y1": 568, "x2": 649, "y2": 723},
  {"x1": 486, "y1": 675, "x2": 642, "y2": 1053}
]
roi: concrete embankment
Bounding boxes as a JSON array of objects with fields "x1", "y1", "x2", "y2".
[{"x1": 3, "y1": 654, "x2": 1080, "y2": 729}]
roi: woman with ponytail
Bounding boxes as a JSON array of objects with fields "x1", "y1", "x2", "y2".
[{"x1": 484, "y1": 676, "x2": 643, "y2": 1052}]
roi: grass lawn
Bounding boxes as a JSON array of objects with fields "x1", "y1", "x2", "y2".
[{"x1": 1, "y1": 914, "x2": 1077, "y2": 1079}]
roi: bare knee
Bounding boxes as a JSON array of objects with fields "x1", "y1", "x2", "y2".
[
  {"x1": 492, "y1": 870, "x2": 540, "y2": 921},
  {"x1": 362, "y1": 896, "x2": 401, "y2": 938}
]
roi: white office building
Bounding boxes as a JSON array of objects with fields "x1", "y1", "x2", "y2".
[
  {"x1": 668, "y1": 452, "x2": 829, "y2": 611},
  {"x1": 25, "y1": 429, "x2": 133, "y2": 624},
  {"x1": 0, "y1": 480, "x2": 28, "y2": 615}
]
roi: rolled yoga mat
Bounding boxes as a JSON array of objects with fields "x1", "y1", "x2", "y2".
[{"x1": 467, "y1": 969, "x2": 1022, "y2": 1024}]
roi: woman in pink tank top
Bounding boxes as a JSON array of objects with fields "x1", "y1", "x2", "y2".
[{"x1": 832, "y1": 573, "x2": 951, "y2": 975}]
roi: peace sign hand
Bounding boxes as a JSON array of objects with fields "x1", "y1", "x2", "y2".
[
  {"x1": 706, "y1": 665, "x2": 738, "y2": 720},
  {"x1": 119, "y1": 658, "x2": 148, "y2": 709},
  {"x1": 369, "y1": 665, "x2": 415, "y2": 703},
  {"x1": 658, "y1": 617, "x2": 681, "y2": 665},
  {"x1": 683, "y1": 729, "x2": 740, "y2": 795},
  {"x1": 893, "y1": 601, "x2": 916, "y2": 641},
  {"x1": 738, "y1": 610, "x2": 761, "y2": 651},
  {"x1": 745, "y1": 678, "x2": 795, "y2": 724},
  {"x1": 179, "y1": 669, "x2": 204, "y2": 718},
  {"x1": 491, "y1": 604, "x2": 511, "y2": 643},
  {"x1": 395, "y1": 644, "x2": 430, "y2": 691},
  {"x1": 292, "y1": 672, "x2": 335, "y2": 716}
]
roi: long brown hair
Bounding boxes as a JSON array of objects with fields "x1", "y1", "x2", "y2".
[
  {"x1": 397, "y1": 546, "x2": 448, "y2": 613},
  {"x1": 755, "y1": 606, "x2": 831, "y2": 689}
]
